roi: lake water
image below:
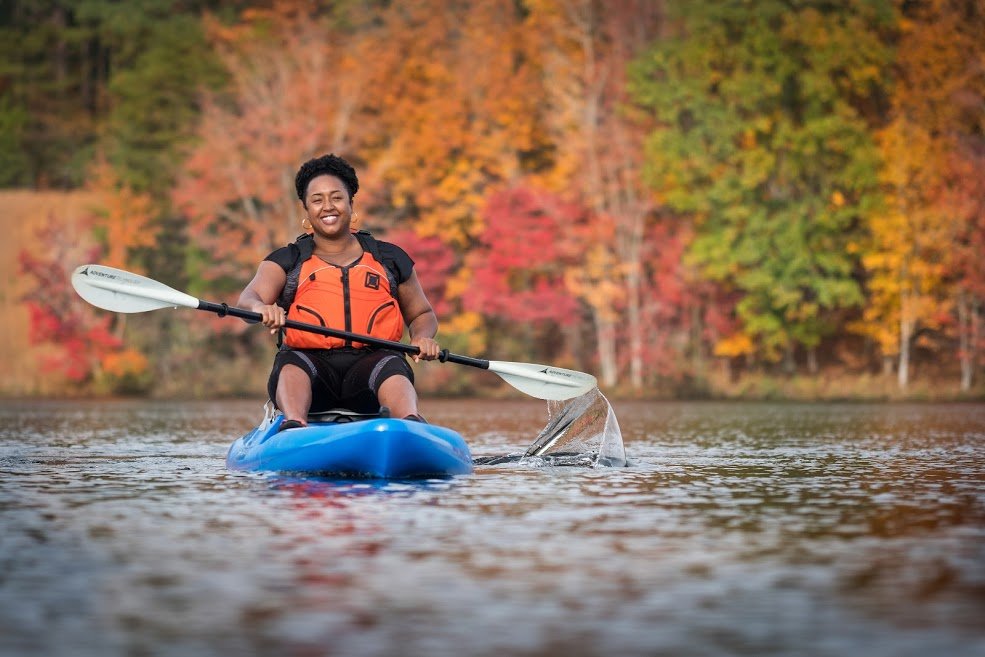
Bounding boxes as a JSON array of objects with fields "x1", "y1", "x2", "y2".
[{"x1": 1, "y1": 398, "x2": 983, "y2": 657}]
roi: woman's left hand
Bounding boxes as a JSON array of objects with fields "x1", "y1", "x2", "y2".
[{"x1": 411, "y1": 337, "x2": 441, "y2": 362}]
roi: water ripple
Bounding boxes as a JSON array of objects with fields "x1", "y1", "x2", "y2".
[{"x1": 0, "y1": 399, "x2": 983, "y2": 657}]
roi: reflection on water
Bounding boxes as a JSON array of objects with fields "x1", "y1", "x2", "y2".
[
  {"x1": 0, "y1": 399, "x2": 983, "y2": 657},
  {"x1": 265, "y1": 475, "x2": 462, "y2": 498}
]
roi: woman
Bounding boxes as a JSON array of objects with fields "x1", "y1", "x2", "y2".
[{"x1": 238, "y1": 154, "x2": 441, "y2": 430}]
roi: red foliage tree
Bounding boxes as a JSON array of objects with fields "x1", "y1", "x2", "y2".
[
  {"x1": 378, "y1": 228, "x2": 456, "y2": 319},
  {"x1": 949, "y1": 147, "x2": 985, "y2": 388},
  {"x1": 18, "y1": 212, "x2": 123, "y2": 382},
  {"x1": 635, "y1": 217, "x2": 695, "y2": 379},
  {"x1": 463, "y1": 187, "x2": 582, "y2": 325}
]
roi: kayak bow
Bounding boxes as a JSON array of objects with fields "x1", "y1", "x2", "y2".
[{"x1": 227, "y1": 414, "x2": 473, "y2": 478}]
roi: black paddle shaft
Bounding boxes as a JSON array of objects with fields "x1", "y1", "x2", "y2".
[{"x1": 197, "y1": 301, "x2": 491, "y2": 370}]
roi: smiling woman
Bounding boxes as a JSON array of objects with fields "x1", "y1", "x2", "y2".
[{"x1": 236, "y1": 153, "x2": 443, "y2": 427}]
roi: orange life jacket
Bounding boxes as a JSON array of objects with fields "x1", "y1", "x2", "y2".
[{"x1": 283, "y1": 250, "x2": 404, "y2": 349}]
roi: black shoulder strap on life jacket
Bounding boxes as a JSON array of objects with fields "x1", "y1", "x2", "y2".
[
  {"x1": 277, "y1": 230, "x2": 399, "y2": 310},
  {"x1": 276, "y1": 233, "x2": 314, "y2": 310},
  {"x1": 353, "y1": 229, "x2": 399, "y2": 297}
]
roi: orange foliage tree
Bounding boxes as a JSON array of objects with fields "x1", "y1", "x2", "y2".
[
  {"x1": 168, "y1": 0, "x2": 691, "y2": 391},
  {"x1": 16, "y1": 157, "x2": 155, "y2": 389},
  {"x1": 87, "y1": 157, "x2": 156, "y2": 271},
  {"x1": 172, "y1": 0, "x2": 563, "y2": 364},
  {"x1": 172, "y1": 2, "x2": 385, "y2": 287},
  {"x1": 950, "y1": 148, "x2": 985, "y2": 390},
  {"x1": 523, "y1": 0, "x2": 664, "y2": 388},
  {"x1": 859, "y1": 0, "x2": 985, "y2": 389},
  {"x1": 861, "y1": 120, "x2": 954, "y2": 387},
  {"x1": 363, "y1": 0, "x2": 546, "y2": 246}
]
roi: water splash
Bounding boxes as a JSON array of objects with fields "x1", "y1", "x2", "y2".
[{"x1": 524, "y1": 388, "x2": 627, "y2": 467}]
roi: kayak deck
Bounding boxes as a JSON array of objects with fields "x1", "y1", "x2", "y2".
[{"x1": 226, "y1": 415, "x2": 473, "y2": 479}]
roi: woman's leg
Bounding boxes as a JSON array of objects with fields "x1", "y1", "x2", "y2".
[
  {"x1": 376, "y1": 374, "x2": 420, "y2": 420},
  {"x1": 276, "y1": 363, "x2": 313, "y2": 425}
]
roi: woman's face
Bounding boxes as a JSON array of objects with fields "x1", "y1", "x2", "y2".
[{"x1": 304, "y1": 174, "x2": 352, "y2": 238}]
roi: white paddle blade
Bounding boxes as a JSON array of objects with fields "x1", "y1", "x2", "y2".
[
  {"x1": 72, "y1": 265, "x2": 200, "y2": 313},
  {"x1": 487, "y1": 361, "x2": 598, "y2": 401}
]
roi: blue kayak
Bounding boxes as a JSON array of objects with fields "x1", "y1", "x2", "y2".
[{"x1": 226, "y1": 412, "x2": 473, "y2": 478}]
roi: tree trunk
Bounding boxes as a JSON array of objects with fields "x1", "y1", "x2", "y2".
[
  {"x1": 959, "y1": 290, "x2": 971, "y2": 391},
  {"x1": 807, "y1": 346, "x2": 818, "y2": 375},
  {"x1": 626, "y1": 256, "x2": 644, "y2": 389},
  {"x1": 975, "y1": 298, "x2": 982, "y2": 388},
  {"x1": 691, "y1": 303, "x2": 705, "y2": 377},
  {"x1": 592, "y1": 306, "x2": 618, "y2": 389},
  {"x1": 552, "y1": 0, "x2": 659, "y2": 392},
  {"x1": 975, "y1": 298, "x2": 982, "y2": 390},
  {"x1": 52, "y1": 7, "x2": 68, "y2": 82},
  {"x1": 898, "y1": 316, "x2": 913, "y2": 390},
  {"x1": 783, "y1": 342, "x2": 796, "y2": 375}
]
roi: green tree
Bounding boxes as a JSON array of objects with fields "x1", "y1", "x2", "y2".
[
  {"x1": 103, "y1": 12, "x2": 226, "y2": 194},
  {"x1": 0, "y1": 95, "x2": 31, "y2": 185},
  {"x1": 631, "y1": 0, "x2": 892, "y2": 372},
  {"x1": 0, "y1": 0, "x2": 102, "y2": 186},
  {"x1": 0, "y1": 0, "x2": 230, "y2": 189}
]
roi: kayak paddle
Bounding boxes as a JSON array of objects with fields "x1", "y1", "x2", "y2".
[{"x1": 71, "y1": 264, "x2": 598, "y2": 401}]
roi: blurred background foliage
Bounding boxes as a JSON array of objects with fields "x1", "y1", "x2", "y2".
[{"x1": 1, "y1": 0, "x2": 983, "y2": 400}]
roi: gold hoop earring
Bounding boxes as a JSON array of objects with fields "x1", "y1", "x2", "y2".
[
  {"x1": 351, "y1": 211, "x2": 359, "y2": 227},
  {"x1": 301, "y1": 217, "x2": 312, "y2": 231}
]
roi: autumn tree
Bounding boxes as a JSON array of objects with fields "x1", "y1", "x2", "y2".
[
  {"x1": 637, "y1": 215, "x2": 703, "y2": 386},
  {"x1": 463, "y1": 186, "x2": 582, "y2": 328},
  {"x1": 86, "y1": 157, "x2": 157, "y2": 271},
  {"x1": 18, "y1": 211, "x2": 124, "y2": 385},
  {"x1": 935, "y1": 0, "x2": 985, "y2": 391},
  {"x1": 861, "y1": 120, "x2": 954, "y2": 387},
  {"x1": 363, "y1": 0, "x2": 547, "y2": 246},
  {"x1": 861, "y1": 0, "x2": 985, "y2": 389},
  {"x1": 172, "y1": 2, "x2": 386, "y2": 292},
  {"x1": 524, "y1": 0, "x2": 664, "y2": 389},
  {"x1": 951, "y1": 148, "x2": 985, "y2": 391},
  {"x1": 172, "y1": 1, "x2": 570, "y2": 363},
  {"x1": 381, "y1": 228, "x2": 457, "y2": 320},
  {"x1": 631, "y1": 0, "x2": 892, "y2": 374}
]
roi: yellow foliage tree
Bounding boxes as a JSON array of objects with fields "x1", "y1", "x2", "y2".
[
  {"x1": 363, "y1": 0, "x2": 545, "y2": 246},
  {"x1": 858, "y1": 118, "x2": 954, "y2": 387},
  {"x1": 856, "y1": 0, "x2": 980, "y2": 388},
  {"x1": 522, "y1": 0, "x2": 662, "y2": 388},
  {"x1": 86, "y1": 158, "x2": 155, "y2": 272}
]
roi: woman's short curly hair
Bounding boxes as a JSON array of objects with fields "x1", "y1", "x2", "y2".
[{"x1": 295, "y1": 154, "x2": 359, "y2": 204}]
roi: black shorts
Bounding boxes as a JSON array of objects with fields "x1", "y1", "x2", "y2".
[{"x1": 267, "y1": 347, "x2": 414, "y2": 413}]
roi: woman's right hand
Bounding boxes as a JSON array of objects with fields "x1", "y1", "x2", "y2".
[
  {"x1": 256, "y1": 303, "x2": 288, "y2": 333},
  {"x1": 238, "y1": 261, "x2": 290, "y2": 334}
]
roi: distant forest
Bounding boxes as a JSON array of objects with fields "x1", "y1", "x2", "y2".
[{"x1": 3, "y1": 0, "x2": 983, "y2": 399}]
